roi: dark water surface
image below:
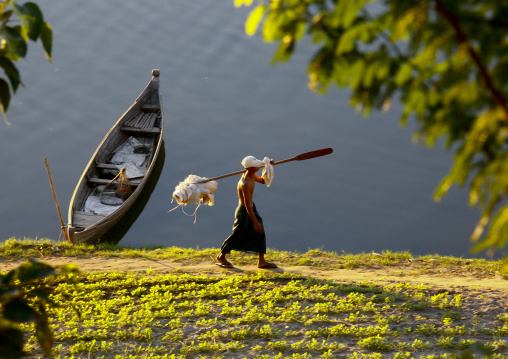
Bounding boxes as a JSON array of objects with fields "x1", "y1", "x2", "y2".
[{"x1": 0, "y1": 1, "x2": 491, "y2": 258}]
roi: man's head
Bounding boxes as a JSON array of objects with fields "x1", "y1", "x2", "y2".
[{"x1": 241, "y1": 156, "x2": 264, "y2": 170}]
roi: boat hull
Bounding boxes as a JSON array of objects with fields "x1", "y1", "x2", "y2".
[{"x1": 67, "y1": 70, "x2": 164, "y2": 245}]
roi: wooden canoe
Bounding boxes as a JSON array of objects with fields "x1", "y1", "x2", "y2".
[{"x1": 67, "y1": 69, "x2": 164, "y2": 244}]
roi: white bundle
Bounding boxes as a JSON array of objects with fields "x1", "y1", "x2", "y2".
[
  {"x1": 172, "y1": 175, "x2": 218, "y2": 206},
  {"x1": 110, "y1": 137, "x2": 148, "y2": 167},
  {"x1": 261, "y1": 157, "x2": 274, "y2": 187}
]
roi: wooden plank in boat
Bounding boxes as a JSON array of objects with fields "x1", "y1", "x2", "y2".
[
  {"x1": 141, "y1": 104, "x2": 160, "y2": 113},
  {"x1": 95, "y1": 163, "x2": 120, "y2": 170},
  {"x1": 73, "y1": 211, "x2": 106, "y2": 228},
  {"x1": 120, "y1": 126, "x2": 161, "y2": 134},
  {"x1": 87, "y1": 178, "x2": 141, "y2": 186}
]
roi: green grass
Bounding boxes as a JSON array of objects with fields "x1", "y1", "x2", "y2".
[
  {"x1": 10, "y1": 269, "x2": 508, "y2": 358},
  {"x1": 0, "y1": 238, "x2": 503, "y2": 278},
  {"x1": 2, "y1": 238, "x2": 508, "y2": 358}
]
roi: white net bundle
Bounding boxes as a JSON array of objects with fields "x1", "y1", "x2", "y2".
[{"x1": 169, "y1": 175, "x2": 219, "y2": 222}]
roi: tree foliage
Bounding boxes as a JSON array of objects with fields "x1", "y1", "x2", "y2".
[
  {"x1": 0, "y1": 259, "x2": 79, "y2": 358},
  {"x1": 236, "y1": 0, "x2": 508, "y2": 259},
  {"x1": 0, "y1": 0, "x2": 52, "y2": 123}
]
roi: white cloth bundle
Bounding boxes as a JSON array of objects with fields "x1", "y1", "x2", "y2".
[
  {"x1": 261, "y1": 157, "x2": 274, "y2": 187},
  {"x1": 172, "y1": 175, "x2": 218, "y2": 206},
  {"x1": 84, "y1": 196, "x2": 120, "y2": 216},
  {"x1": 110, "y1": 137, "x2": 148, "y2": 167}
]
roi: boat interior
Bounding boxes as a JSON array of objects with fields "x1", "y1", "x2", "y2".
[{"x1": 72, "y1": 103, "x2": 162, "y2": 230}]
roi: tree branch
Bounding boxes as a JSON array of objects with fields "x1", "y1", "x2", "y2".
[{"x1": 434, "y1": 0, "x2": 508, "y2": 122}]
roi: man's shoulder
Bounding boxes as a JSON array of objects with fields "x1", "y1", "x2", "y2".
[{"x1": 240, "y1": 178, "x2": 255, "y2": 190}]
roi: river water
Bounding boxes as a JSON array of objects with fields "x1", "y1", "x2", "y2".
[{"x1": 0, "y1": 1, "x2": 492, "y2": 258}]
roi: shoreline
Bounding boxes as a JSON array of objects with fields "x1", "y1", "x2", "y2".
[
  {"x1": 1, "y1": 255, "x2": 507, "y2": 292},
  {"x1": 1, "y1": 237, "x2": 506, "y2": 292}
]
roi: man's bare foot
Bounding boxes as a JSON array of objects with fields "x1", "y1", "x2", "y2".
[
  {"x1": 258, "y1": 262, "x2": 277, "y2": 269},
  {"x1": 216, "y1": 255, "x2": 234, "y2": 268}
]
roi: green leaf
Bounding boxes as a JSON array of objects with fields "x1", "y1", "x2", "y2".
[
  {"x1": 13, "y1": 259, "x2": 56, "y2": 283},
  {"x1": 15, "y1": 24, "x2": 29, "y2": 42},
  {"x1": 263, "y1": 11, "x2": 281, "y2": 41},
  {"x1": 3, "y1": 300, "x2": 39, "y2": 323},
  {"x1": 394, "y1": 62, "x2": 412, "y2": 85},
  {"x1": 376, "y1": 58, "x2": 391, "y2": 81},
  {"x1": 334, "y1": 0, "x2": 368, "y2": 28},
  {"x1": 0, "y1": 78, "x2": 11, "y2": 114},
  {"x1": 433, "y1": 173, "x2": 453, "y2": 201},
  {"x1": 362, "y1": 61, "x2": 379, "y2": 87},
  {"x1": 272, "y1": 39, "x2": 294, "y2": 64},
  {"x1": 12, "y1": 1, "x2": 43, "y2": 41},
  {"x1": 336, "y1": 27, "x2": 357, "y2": 54},
  {"x1": 343, "y1": 0, "x2": 368, "y2": 28},
  {"x1": 472, "y1": 204, "x2": 508, "y2": 252},
  {"x1": 246, "y1": 5, "x2": 266, "y2": 36},
  {"x1": 349, "y1": 60, "x2": 365, "y2": 90},
  {"x1": 40, "y1": 21, "x2": 52, "y2": 60},
  {"x1": 59, "y1": 263, "x2": 80, "y2": 274},
  {"x1": 35, "y1": 319, "x2": 53, "y2": 356},
  {"x1": 0, "y1": 26, "x2": 27, "y2": 60},
  {"x1": 0, "y1": 57, "x2": 21, "y2": 92}
]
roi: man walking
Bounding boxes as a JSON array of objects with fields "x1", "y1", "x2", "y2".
[{"x1": 216, "y1": 156, "x2": 277, "y2": 269}]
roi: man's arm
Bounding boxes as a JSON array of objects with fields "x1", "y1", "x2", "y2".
[{"x1": 254, "y1": 173, "x2": 265, "y2": 184}]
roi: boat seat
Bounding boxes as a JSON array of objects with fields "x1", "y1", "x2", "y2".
[
  {"x1": 141, "y1": 104, "x2": 160, "y2": 113},
  {"x1": 120, "y1": 126, "x2": 161, "y2": 134},
  {"x1": 87, "y1": 177, "x2": 141, "y2": 187},
  {"x1": 95, "y1": 162, "x2": 121, "y2": 170}
]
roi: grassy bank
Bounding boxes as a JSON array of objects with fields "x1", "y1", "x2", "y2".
[
  {"x1": 1, "y1": 238, "x2": 507, "y2": 358},
  {"x1": 0, "y1": 238, "x2": 503, "y2": 279}
]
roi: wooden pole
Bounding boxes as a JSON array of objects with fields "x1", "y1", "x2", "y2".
[{"x1": 44, "y1": 158, "x2": 72, "y2": 244}]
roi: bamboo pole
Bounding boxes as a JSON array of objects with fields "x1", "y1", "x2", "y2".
[{"x1": 44, "y1": 158, "x2": 72, "y2": 244}]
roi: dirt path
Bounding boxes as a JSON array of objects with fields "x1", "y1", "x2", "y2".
[{"x1": 2, "y1": 256, "x2": 507, "y2": 292}]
